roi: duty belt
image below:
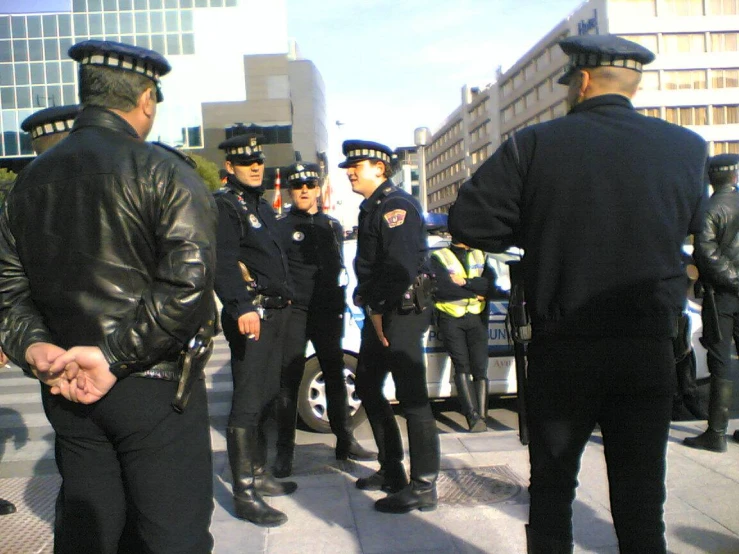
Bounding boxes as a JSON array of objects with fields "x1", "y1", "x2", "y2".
[{"x1": 255, "y1": 294, "x2": 290, "y2": 309}]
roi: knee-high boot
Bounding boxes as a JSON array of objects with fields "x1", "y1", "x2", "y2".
[
  {"x1": 683, "y1": 377, "x2": 733, "y2": 452},
  {"x1": 326, "y1": 372, "x2": 376, "y2": 461},
  {"x1": 273, "y1": 393, "x2": 297, "y2": 478},
  {"x1": 226, "y1": 427, "x2": 288, "y2": 527},
  {"x1": 525, "y1": 525, "x2": 574, "y2": 554},
  {"x1": 473, "y1": 377, "x2": 489, "y2": 427},
  {"x1": 454, "y1": 373, "x2": 486, "y2": 432},
  {"x1": 355, "y1": 402, "x2": 407, "y2": 493}
]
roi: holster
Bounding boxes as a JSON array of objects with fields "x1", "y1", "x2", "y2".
[
  {"x1": 172, "y1": 307, "x2": 218, "y2": 413},
  {"x1": 506, "y1": 260, "x2": 531, "y2": 344},
  {"x1": 412, "y1": 272, "x2": 436, "y2": 313}
]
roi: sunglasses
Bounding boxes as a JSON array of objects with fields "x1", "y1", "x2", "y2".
[{"x1": 289, "y1": 182, "x2": 318, "y2": 190}]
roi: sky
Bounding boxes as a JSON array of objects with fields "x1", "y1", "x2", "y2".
[{"x1": 0, "y1": 0, "x2": 583, "y2": 222}]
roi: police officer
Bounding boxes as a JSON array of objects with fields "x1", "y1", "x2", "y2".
[
  {"x1": 273, "y1": 162, "x2": 375, "y2": 478},
  {"x1": 684, "y1": 153, "x2": 739, "y2": 453},
  {"x1": 449, "y1": 35, "x2": 707, "y2": 553},
  {"x1": 0, "y1": 104, "x2": 81, "y2": 519},
  {"x1": 214, "y1": 132, "x2": 297, "y2": 527},
  {"x1": 341, "y1": 139, "x2": 440, "y2": 514},
  {"x1": 430, "y1": 238, "x2": 506, "y2": 432},
  {"x1": 0, "y1": 40, "x2": 217, "y2": 553}
]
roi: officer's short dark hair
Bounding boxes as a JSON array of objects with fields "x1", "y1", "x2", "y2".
[
  {"x1": 370, "y1": 159, "x2": 393, "y2": 179},
  {"x1": 78, "y1": 64, "x2": 155, "y2": 111},
  {"x1": 32, "y1": 133, "x2": 69, "y2": 155},
  {"x1": 711, "y1": 171, "x2": 737, "y2": 188}
]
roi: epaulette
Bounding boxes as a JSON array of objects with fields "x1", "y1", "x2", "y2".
[
  {"x1": 213, "y1": 186, "x2": 229, "y2": 197},
  {"x1": 378, "y1": 185, "x2": 397, "y2": 198},
  {"x1": 152, "y1": 141, "x2": 197, "y2": 169}
]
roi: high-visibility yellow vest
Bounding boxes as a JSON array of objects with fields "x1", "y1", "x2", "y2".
[{"x1": 433, "y1": 248, "x2": 486, "y2": 317}]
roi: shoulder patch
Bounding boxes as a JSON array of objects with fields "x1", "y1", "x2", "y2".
[
  {"x1": 383, "y1": 209, "x2": 406, "y2": 228},
  {"x1": 152, "y1": 141, "x2": 197, "y2": 168}
]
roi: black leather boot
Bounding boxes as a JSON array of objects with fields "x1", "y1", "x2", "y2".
[
  {"x1": 336, "y1": 438, "x2": 377, "y2": 461},
  {"x1": 375, "y1": 410, "x2": 439, "y2": 513},
  {"x1": 226, "y1": 427, "x2": 288, "y2": 526},
  {"x1": 473, "y1": 377, "x2": 489, "y2": 428},
  {"x1": 683, "y1": 377, "x2": 733, "y2": 453},
  {"x1": 0, "y1": 498, "x2": 16, "y2": 516},
  {"x1": 526, "y1": 525, "x2": 574, "y2": 554},
  {"x1": 273, "y1": 393, "x2": 297, "y2": 478},
  {"x1": 250, "y1": 421, "x2": 297, "y2": 496},
  {"x1": 356, "y1": 461, "x2": 408, "y2": 493},
  {"x1": 454, "y1": 373, "x2": 485, "y2": 432},
  {"x1": 675, "y1": 352, "x2": 708, "y2": 420},
  {"x1": 374, "y1": 477, "x2": 437, "y2": 513}
]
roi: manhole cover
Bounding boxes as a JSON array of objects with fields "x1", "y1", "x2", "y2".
[
  {"x1": 437, "y1": 466, "x2": 525, "y2": 505},
  {"x1": 0, "y1": 475, "x2": 59, "y2": 554}
]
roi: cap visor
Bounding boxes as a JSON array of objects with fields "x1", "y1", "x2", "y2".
[{"x1": 557, "y1": 69, "x2": 575, "y2": 85}]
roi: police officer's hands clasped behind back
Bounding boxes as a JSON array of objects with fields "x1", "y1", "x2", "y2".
[
  {"x1": 341, "y1": 140, "x2": 440, "y2": 514},
  {"x1": 272, "y1": 161, "x2": 376, "y2": 479},
  {"x1": 0, "y1": 40, "x2": 218, "y2": 552},
  {"x1": 213, "y1": 132, "x2": 297, "y2": 528},
  {"x1": 684, "y1": 153, "x2": 739, "y2": 452},
  {"x1": 449, "y1": 35, "x2": 707, "y2": 554}
]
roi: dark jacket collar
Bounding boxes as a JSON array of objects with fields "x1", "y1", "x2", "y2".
[
  {"x1": 290, "y1": 207, "x2": 323, "y2": 218},
  {"x1": 360, "y1": 179, "x2": 395, "y2": 213},
  {"x1": 569, "y1": 94, "x2": 634, "y2": 115},
  {"x1": 71, "y1": 106, "x2": 141, "y2": 139}
]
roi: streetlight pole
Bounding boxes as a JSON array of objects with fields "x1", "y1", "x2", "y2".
[{"x1": 414, "y1": 127, "x2": 430, "y2": 213}]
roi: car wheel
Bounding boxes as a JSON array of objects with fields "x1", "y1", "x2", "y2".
[{"x1": 297, "y1": 352, "x2": 367, "y2": 433}]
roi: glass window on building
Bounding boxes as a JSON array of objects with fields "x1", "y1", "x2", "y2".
[
  {"x1": 11, "y1": 16, "x2": 27, "y2": 39},
  {"x1": 662, "y1": 69, "x2": 706, "y2": 89},
  {"x1": 28, "y1": 40, "x2": 44, "y2": 62},
  {"x1": 104, "y1": 13, "x2": 119, "y2": 34},
  {"x1": 707, "y1": 0, "x2": 739, "y2": 13},
  {"x1": 662, "y1": 0, "x2": 704, "y2": 15},
  {"x1": 165, "y1": 0, "x2": 179, "y2": 8},
  {"x1": 89, "y1": 14, "x2": 103, "y2": 35},
  {"x1": 513, "y1": 72, "x2": 523, "y2": 89},
  {"x1": 181, "y1": 10, "x2": 193, "y2": 32},
  {"x1": 712, "y1": 32, "x2": 739, "y2": 51},
  {"x1": 165, "y1": 10, "x2": 179, "y2": 32},
  {"x1": 0, "y1": 42, "x2": 10, "y2": 63},
  {"x1": 63, "y1": 84, "x2": 76, "y2": 104},
  {"x1": 151, "y1": 34, "x2": 165, "y2": 53},
  {"x1": 712, "y1": 68, "x2": 739, "y2": 88},
  {"x1": 119, "y1": 0, "x2": 133, "y2": 9},
  {"x1": 713, "y1": 104, "x2": 739, "y2": 124},
  {"x1": 32, "y1": 85, "x2": 47, "y2": 108},
  {"x1": 182, "y1": 33, "x2": 194, "y2": 55},
  {"x1": 16, "y1": 63, "x2": 30, "y2": 85},
  {"x1": 639, "y1": 70, "x2": 660, "y2": 90},
  {"x1": 16, "y1": 86, "x2": 31, "y2": 109},
  {"x1": 47, "y1": 85, "x2": 62, "y2": 107},
  {"x1": 46, "y1": 61, "x2": 61, "y2": 83},
  {"x1": 620, "y1": 34, "x2": 659, "y2": 53},
  {"x1": 136, "y1": 35, "x2": 152, "y2": 48},
  {"x1": 43, "y1": 15, "x2": 58, "y2": 37},
  {"x1": 61, "y1": 61, "x2": 75, "y2": 83},
  {"x1": 663, "y1": 33, "x2": 706, "y2": 53},
  {"x1": 166, "y1": 34, "x2": 179, "y2": 55},
  {"x1": 58, "y1": 15, "x2": 72, "y2": 37},
  {"x1": 135, "y1": 12, "x2": 150, "y2": 33},
  {"x1": 195, "y1": 0, "x2": 207, "y2": 7},
  {"x1": 1, "y1": 88, "x2": 15, "y2": 109},
  {"x1": 73, "y1": 14, "x2": 89, "y2": 37},
  {"x1": 44, "y1": 39, "x2": 60, "y2": 61},
  {"x1": 103, "y1": 0, "x2": 118, "y2": 11},
  {"x1": 637, "y1": 107, "x2": 660, "y2": 117},
  {"x1": 524, "y1": 90, "x2": 536, "y2": 108},
  {"x1": 502, "y1": 81, "x2": 512, "y2": 97},
  {"x1": 150, "y1": 11, "x2": 164, "y2": 32},
  {"x1": 0, "y1": 65, "x2": 12, "y2": 86},
  {"x1": 13, "y1": 40, "x2": 29, "y2": 62},
  {"x1": 72, "y1": 0, "x2": 87, "y2": 11},
  {"x1": 713, "y1": 141, "x2": 739, "y2": 153},
  {"x1": 0, "y1": 17, "x2": 9, "y2": 40},
  {"x1": 134, "y1": 0, "x2": 148, "y2": 9},
  {"x1": 30, "y1": 63, "x2": 45, "y2": 84},
  {"x1": 150, "y1": 0, "x2": 164, "y2": 8},
  {"x1": 27, "y1": 16, "x2": 42, "y2": 37},
  {"x1": 120, "y1": 12, "x2": 134, "y2": 34},
  {"x1": 88, "y1": 0, "x2": 103, "y2": 11}
]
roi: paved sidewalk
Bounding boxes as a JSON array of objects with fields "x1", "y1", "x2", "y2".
[{"x1": 2, "y1": 422, "x2": 739, "y2": 553}]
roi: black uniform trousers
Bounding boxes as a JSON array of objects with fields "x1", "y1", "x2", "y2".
[
  {"x1": 280, "y1": 307, "x2": 350, "y2": 438},
  {"x1": 437, "y1": 311, "x2": 488, "y2": 380},
  {"x1": 526, "y1": 336, "x2": 675, "y2": 553},
  {"x1": 704, "y1": 291, "x2": 739, "y2": 380},
  {"x1": 355, "y1": 307, "x2": 439, "y2": 481},
  {"x1": 41, "y1": 377, "x2": 213, "y2": 554},
  {"x1": 223, "y1": 305, "x2": 291, "y2": 427}
]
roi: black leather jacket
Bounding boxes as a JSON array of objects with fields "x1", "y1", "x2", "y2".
[
  {"x1": 695, "y1": 186, "x2": 739, "y2": 294},
  {"x1": 0, "y1": 107, "x2": 218, "y2": 380}
]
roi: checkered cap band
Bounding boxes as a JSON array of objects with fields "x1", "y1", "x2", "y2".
[
  {"x1": 225, "y1": 145, "x2": 264, "y2": 156},
  {"x1": 288, "y1": 170, "x2": 320, "y2": 181},
  {"x1": 709, "y1": 163, "x2": 739, "y2": 174},
  {"x1": 82, "y1": 52, "x2": 160, "y2": 81},
  {"x1": 346, "y1": 148, "x2": 391, "y2": 164},
  {"x1": 31, "y1": 117, "x2": 75, "y2": 139},
  {"x1": 563, "y1": 53, "x2": 643, "y2": 78}
]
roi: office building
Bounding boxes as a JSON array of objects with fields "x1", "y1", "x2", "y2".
[
  {"x1": 0, "y1": 0, "x2": 328, "y2": 185},
  {"x1": 423, "y1": 0, "x2": 739, "y2": 213}
]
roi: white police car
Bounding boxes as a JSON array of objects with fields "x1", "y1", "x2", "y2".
[{"x1": 296, "y1": 233, "x2": 708, "y2": 433}]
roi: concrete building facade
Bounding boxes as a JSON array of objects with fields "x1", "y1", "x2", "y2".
[{"x1": 424, "y1": 0, "x2": 739, "y2": 213}]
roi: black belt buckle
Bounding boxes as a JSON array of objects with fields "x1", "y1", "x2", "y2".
[{"x1": 262, "y1": 296, "x2": 288, "y2": 309}]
